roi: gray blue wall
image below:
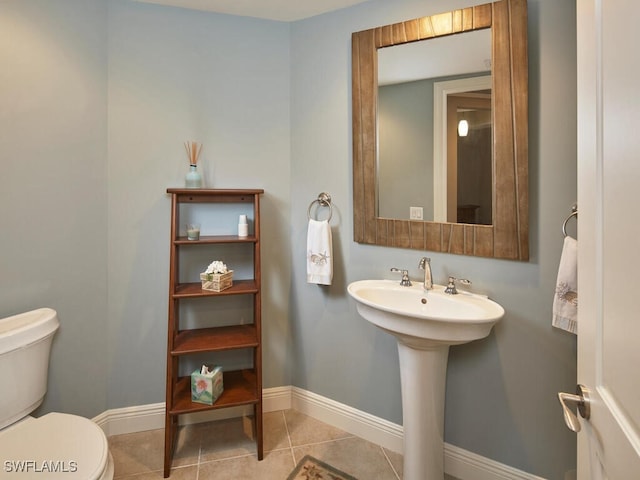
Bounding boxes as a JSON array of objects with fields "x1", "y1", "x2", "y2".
[
  {"x1": 0, "y1": 0, "x2": 109, "y2": 419},
  {"x1": 105, "y1": 0, "x2": 292, "y2": 408},
  {"x1": 0, "y1": 0, "x2": 577, "y2": 479},
  {"x1": 378, "y1": 79, "x2": 435, "y2": 220},
  {"x1": 290, "y1": 1, "x2": 577, "y2": 479}
]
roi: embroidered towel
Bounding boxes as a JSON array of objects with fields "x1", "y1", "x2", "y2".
[
  {"x1": 307, "y1": 219, "x2": 333, "y2": 285},
  {"x1": 552, "y1": 236, "x2": 578, "y2": 334}
]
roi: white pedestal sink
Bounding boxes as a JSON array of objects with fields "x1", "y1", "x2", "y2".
[{"x1": 347, "y1": 280, "x2": 504, "y2": 480}]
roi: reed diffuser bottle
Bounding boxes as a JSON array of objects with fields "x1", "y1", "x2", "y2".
[{"x1": 184, "y1": 141, "x2": 203, "y2": 188}]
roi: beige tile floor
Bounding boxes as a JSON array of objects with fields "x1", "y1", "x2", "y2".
[{"x1": 109, "y1": 409, "x2": 458, "y2": 479}]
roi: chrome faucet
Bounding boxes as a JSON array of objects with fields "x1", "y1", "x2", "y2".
[
  {"x1": 390, "y1": 267, "x2": 412, "y2": 286},
  {"x1": 418, "y1": 257, "x2": 433, "y2": 290},
  {"x1": 444, "y1": 276, "x2": 472, "y2": 295}
]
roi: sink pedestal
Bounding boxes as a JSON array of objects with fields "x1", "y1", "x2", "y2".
[
  {"x1": 347, "y1": 280, "x2": 505, "y2": 480},
  {"x1": 398, "y1": 341, "x2": 449, "y2": 480}
]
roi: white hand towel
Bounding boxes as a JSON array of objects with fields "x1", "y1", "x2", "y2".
[
  {"x1": 307, "y1": 219, "x2": 333, "y2": 285},
  {"x1": 552, "y1": 236, "x2": 578, "y2": 334}
]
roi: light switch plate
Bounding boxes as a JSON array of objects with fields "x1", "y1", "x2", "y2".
[{"x1": 410, "y1": 206, "x2": 423, "y2": 220}]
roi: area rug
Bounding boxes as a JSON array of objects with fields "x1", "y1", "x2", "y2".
[{"x1": 287, "y1": 455, "x2": 358, "y2": 480}]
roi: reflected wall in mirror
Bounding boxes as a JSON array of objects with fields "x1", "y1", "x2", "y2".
[
  {"x1": 352, "y1": 0, "x2": 529, "y2": 260},
  {"x1": 377, "y1": 30, "x2": 492, "y2": 225}
]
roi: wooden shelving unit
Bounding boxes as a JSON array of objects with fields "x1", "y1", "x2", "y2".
[{"x1": 163, "y1": 189, "x2": 264, "y2": 477}]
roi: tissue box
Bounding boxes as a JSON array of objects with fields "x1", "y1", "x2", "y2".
[
  {"x1": 200, "y1": 271, "x2": 233, "y2": 292},
  {"x1": 191, "y1": 366, "x2": 224, "y2": 405}
]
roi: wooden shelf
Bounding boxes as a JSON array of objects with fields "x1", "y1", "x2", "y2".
[
  {"x1": 169, "y1": 370, "x2": 259, "y2": 415},
  {"x1": 167, "y1": 188, "x2": 264, "y2": 195},
  {"x1": 164, "y1": 188, "x2": 263, "y2": 477},
  {"x1": 172, "y1": 325, "x2": 258, "y2": 355},
  {"x1": 173, "y1": 280, "x2": 258, "y2": 298},
  {"x1": 174, "y1": 235, "x2": 258, "y2": 244},
  {"x1": 166, "y1": 188, "x2": 264, "y2": 204}
]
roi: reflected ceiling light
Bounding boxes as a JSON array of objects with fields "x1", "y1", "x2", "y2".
[{"x1": 458, "y1": 119, "x2": 469, "y2": 137}]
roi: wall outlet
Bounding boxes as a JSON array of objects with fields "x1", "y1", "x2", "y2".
[{"x1": 410, "y1": 206, "x2": 423, "y2": 220}]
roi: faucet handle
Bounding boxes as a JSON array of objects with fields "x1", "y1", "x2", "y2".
[
  {"x1": 390, "y1": 267, "x2": 412, "y2": 287},
  {"x1": 444, "y1": 276, "x2": 471, "y2": 294}
]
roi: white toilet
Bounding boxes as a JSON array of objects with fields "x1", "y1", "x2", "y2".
[{"x1": 0, "y1": 308, "x2": 114, "y2": 479}]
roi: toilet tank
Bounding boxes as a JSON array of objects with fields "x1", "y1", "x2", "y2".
[{"x1": 0, "y1": 308, "x2": 60, "y2": 429}]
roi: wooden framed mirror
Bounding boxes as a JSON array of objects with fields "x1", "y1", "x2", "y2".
[{"x1": 352, "y1": 0, "x2": 528, "y2": 260}]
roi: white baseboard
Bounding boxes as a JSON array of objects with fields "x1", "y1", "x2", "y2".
[
  {"x1": 444, "y1": 443, "x2": 546, "y2": 480},
  {"x1": 92, "y1": 385, "x2": 292, "y2": 437},
  {"x1": 289, "y1": 387, "x2": 545, "y2": 480},
  {"x1": 290, "y1": 386, "x2": 404, "y2": 453},
  {"x1": 93, "y1": 386, "x2": 545, "y2": 480},
  {"x1": 92, "y1": 402, "x2": 165, "y2": 437},
  {"x1": 262, "y1": 385, "x2": 293, "y2": 412}
]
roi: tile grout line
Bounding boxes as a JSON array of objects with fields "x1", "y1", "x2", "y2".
[
  {"x1": 199, "y1": 451, "x2": 255, "y2": 464},
  {"x1": 291, "y1": 435, "x2": 357, "y2": 450},
  {"x1": 282, "y1": 410, "x2": 297, "y2": 468},
  {"x1": 195, "y1": 428, "x2": 203, "y2": 480},
  {"x1": 380, "y1": 445, "x2": 401, "y2": 480}
]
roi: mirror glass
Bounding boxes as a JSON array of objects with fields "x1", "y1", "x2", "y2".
[
  {"x1": 377, "y1": 30, "x2": 492, "y2": 223},
  {"x1": 352, "y1": 0, "x2": 529, "y2": 260}
]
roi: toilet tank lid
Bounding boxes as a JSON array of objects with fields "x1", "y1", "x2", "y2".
[
  {"x1": 0, "y1": 412, "x2": 108, "y2": 480},
  {"x1": 0, "y1": 308, "x2": 60, "y2": 355}
]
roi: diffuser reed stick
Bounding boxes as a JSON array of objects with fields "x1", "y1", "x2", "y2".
[{"x1": 184, "y1": 141, "x2": 202, "y2": 166}]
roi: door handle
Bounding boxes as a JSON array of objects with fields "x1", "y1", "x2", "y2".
[{"x1": 557, "y1": 384, "x2": 591, "y2": 432}]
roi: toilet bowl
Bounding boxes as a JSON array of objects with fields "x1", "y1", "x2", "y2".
[
  {"x1": 0, "y1": 308, "x2": 114, "y2": 479},
  {"x1": 0, "y1": 414, "x2": 114, "y2": 479}
]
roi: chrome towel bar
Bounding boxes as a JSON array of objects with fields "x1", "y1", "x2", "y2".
[
  {"x1": 562, "y1": 204, "x2": 578, "y2": 237},
  {"x1": 307, "y1": 192, "x2": 333, "y2": 222}
]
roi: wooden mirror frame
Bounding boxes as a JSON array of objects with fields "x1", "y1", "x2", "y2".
[{"x1": 352, "y1": 0, "x2": 528, "y2": 260}]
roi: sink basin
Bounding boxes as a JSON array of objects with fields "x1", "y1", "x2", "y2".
[
  {"x1": 347, "y1": 279, "x2": 504, "y2": 347},
  {"x1": 348, "y1": 279, "x2": 504, "y2": 480}
]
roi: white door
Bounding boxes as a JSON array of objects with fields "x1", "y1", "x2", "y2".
[{"x1": 574, "y1": 0, "x2": 640, "y2": 478}]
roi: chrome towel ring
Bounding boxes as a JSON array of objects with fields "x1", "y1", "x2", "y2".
[
  {"x1": 307, "y1": 192, "x2": 333, "y2": 222},
  {"x1": 562, "y1": 204, "x2": 578, "y2": 237}
]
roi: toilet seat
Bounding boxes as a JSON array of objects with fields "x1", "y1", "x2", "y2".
[{"x1": 0, "y1": 412, "x2": 112, "y2": 479}]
